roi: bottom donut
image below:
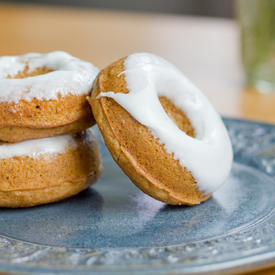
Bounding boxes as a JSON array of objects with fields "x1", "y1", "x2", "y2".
[{"x1": 0, "y1": 130, "x2": 102, "y2": 208}]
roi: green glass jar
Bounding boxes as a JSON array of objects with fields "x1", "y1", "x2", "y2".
[{"x1": 236, "y1": 0, "x2": 275, "y2": 93}]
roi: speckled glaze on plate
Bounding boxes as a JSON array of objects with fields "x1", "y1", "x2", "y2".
[{"x1": 1, "y1": 118, "x2": 275, "y2": 274}]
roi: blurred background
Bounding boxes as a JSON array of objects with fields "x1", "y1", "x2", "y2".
[
  {"x1": 3, "y1": 0, "x2": 235, "y2": 18},
  {"x1": 1, "y1": 0, "x2": 275, "y2": 124}
]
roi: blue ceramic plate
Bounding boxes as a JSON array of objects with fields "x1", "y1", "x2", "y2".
[{"x1": 1, "y1": 118, "x2": 275, "y2": 274}]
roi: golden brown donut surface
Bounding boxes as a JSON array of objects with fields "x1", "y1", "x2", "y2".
[
  {"x1": 0, "y1": 130, "x2": 102, "y2": 208},
  {"x1": 0, "y1": 52, "x2": 98, "y2": 142},
  {"x1": 88, "y1": 57, "x2": 211, "y2": 205}
]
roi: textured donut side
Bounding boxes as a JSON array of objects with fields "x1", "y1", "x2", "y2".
[
  {"x1": 0, "y1": 94, "x2": 95, "y2": 127},
  {"x1": 0, "y1": 114, "x2": 93, "y2": 143}
]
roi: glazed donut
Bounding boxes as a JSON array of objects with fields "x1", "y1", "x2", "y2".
[
  {"x1": 88, "y1": 53, "x2": 233, "y2": 205},
  {"x1": 0, "y1": 130, "x2": 102, "y2": 208},
  {"x1": 0, "y1": 51, "x2": 99, "y2": 142}
]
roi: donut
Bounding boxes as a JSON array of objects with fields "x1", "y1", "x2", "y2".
[
  {"x1": 88, "y1": 53, "x2": 233, "y2": 205},
  {"x1": 0, "y1": 130, "x2": 102, "y2": 208},
  {"x1": 0, "y1": 51, "x2": 99, "y2": 142}
]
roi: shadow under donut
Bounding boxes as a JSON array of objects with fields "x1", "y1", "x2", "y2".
[{"x1": 0, "y1": 188, "x2": 104, "y2": 248}]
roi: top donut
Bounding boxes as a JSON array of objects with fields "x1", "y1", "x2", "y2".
[
  {"x1": 0, "y1": 51, "x2": 99, "y2": 142},
  {"x1": 88, "y1": 52, "x2": 233, "y2": 205}
]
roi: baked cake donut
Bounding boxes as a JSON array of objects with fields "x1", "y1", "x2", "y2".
[
  {"x1": 88, "y1": 53, "x2": 233, "y2": 205},
  {"x1": 0, "y1": 130, "x2": 102, "y2": 208},
  {"x1": 0, "y1": 51, "x2": 99, "y2": 142}
]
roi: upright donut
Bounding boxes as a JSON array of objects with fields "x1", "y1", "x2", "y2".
[
  {"x1": 88, "y1": 53, "x2": 233, "y2": 205},
  {"x1": 0, "y1": 51, "x2": 99, "y2": 142}
]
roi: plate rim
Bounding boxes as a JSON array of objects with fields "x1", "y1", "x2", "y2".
[{"x1": 1, "y1": 117, "x2": 275, "y2": 275}]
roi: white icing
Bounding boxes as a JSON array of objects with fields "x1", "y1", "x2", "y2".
[
  {"x1": 0, "y1": 51, "x2": 99, "y2": 103},
  {"x1": 0, "y1": 130, "x2": 94, "y2": 160},
  {"x1": 99, "y1": 53, "x2": 233, "y2": 194}
]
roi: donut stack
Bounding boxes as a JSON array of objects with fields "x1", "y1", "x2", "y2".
[
  {"x1": 0, "y1": 51, "x2": 102, "y2": 208},
  {"x1": 0, "y1": 51, "x2": 233, "y2": 208}
]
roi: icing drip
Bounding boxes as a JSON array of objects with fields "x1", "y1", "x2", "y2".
[
  {"x1": 99, "y1": 53, "x2": 233, "y2": 194},
  {"x1": 0, "y1": 51, "x2": 99, "y2": 103},
  {"x1": 0, "y1": 130, "x2": 94, "y2": 159}
]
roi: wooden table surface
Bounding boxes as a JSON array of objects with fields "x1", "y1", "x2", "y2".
[{"x1": 1, "y1": 2, "x2": 275, "y2": 275}]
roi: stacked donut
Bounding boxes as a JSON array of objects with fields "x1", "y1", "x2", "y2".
[
  {"x1": 0, "y1": 51, "x2": 233, "y2": 208},
  {"x1": 0, "y1": 51, "x2": 102, "y2": 207}
]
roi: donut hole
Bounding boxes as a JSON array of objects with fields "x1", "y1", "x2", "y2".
[
  {"x1": 158, "y1": 96, "x2": 195, "y2": 138},
  {"x1": 7, "y1": 65, "x2": 53, "y2": 79}
]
